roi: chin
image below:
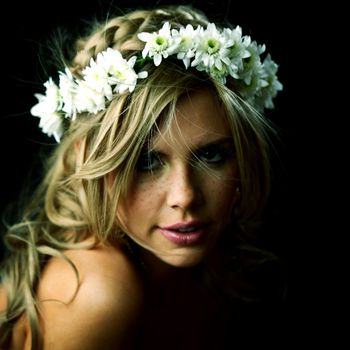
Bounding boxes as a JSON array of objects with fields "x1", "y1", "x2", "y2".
[{"x1": 157, "y1": 251, "x2": 206, "y2": 268}]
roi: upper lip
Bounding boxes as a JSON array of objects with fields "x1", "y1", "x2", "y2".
[{"x1": 161, "y1": 221, "x2": 206, "y2": 230}]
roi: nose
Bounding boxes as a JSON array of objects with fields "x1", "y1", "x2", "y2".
[{"x1": 166, "y1": 161, "x2": 199, "y2": 209}]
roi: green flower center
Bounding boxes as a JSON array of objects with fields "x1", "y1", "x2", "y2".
[
  {"x1": 207, "y1": 38, "x2": 220, "y2": 54},
  {"x1": 243, "y1": 56, "x2": 253, "y2": 67},
  {"x1": 155, "y1": 36, "x2": 168, "y2": 50}
]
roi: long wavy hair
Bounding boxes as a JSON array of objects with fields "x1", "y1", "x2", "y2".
[{"x1": 0, "y1": 5, "x2": 277, "y2": 348}]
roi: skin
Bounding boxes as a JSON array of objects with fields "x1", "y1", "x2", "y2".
[
  {"x1": 9, "y1": 243, "x2": 144, "y2": 350},
  {"x1": 120, "y1": 88, "x2": 241, "y2": 348},
  {"x1": 3, "y1": 88, "x2": 241, "y2": 349},
  {"x1": 118, "y1": 88, "x2": 240, "y2": 271}
]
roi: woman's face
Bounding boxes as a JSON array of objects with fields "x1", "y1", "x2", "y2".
[{"x1": 118, "y1": 88, "x2": 240, "y2": 268}]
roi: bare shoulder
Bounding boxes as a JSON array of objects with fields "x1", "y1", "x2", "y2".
[{"x1": 37, "y1": 242, "x2": 144, "y2": 349}]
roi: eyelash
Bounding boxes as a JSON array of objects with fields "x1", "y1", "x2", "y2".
[
  {"x1": 136, "y1": 151, "x2": 164, "y2": 172},
  {"x1": 136, "y1": 146, "x2": 233, "y2": 172},
  {"x1": 196, "y1": 146, "x2": 233, "y2": 164}
]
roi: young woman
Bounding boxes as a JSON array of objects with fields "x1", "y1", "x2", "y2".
[{"x1": 0, "y1": 5, "x2": 283, "y2": 349}]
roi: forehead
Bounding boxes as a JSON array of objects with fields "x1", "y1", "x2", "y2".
[{"x1": 153, "y1": 88, "x2": 232, "y2": 151}]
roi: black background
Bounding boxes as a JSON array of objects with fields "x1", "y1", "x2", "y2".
[{"x1": 0, "y1": 0, "x2": 339, "y2": 345}]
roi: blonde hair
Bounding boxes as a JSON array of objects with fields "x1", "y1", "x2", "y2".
[{"x1": 0, "y1": 5, "x2": 276, "y2": 348}]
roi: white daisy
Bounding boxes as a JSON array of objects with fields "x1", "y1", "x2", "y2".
[
  {"x1": 59, "y1": 68, "x2": 79, "y2": 120},
  {"x1": 191, "y1": 23, "x2": 232, "y2": 72},
  {"x1": 107, "y1": 55, "x2": 146, "y2": 93},
  {"x1": 82, "y1": 56, "x2": 112, "y2": 99},
  {"x1": 30, "y1": 78, "x2": 64, "y2": 141},
  {"x1": 171, "y1": 24, "x2": 199, "y2": 68},
  {"x1": 75, "y1": 80, "x2": 106, "y2": 114},
  {"x1": 138, "y1": 22, "x2": 179, "y2": 66}
]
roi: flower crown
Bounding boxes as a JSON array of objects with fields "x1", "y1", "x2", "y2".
[{"x1": 31, "y1": 21, "x2": 283, "y2": 142}]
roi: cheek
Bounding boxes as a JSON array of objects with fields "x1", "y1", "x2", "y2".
[
  {"x1": 124, "y1": 179, "x2": 164, "y2": 216},
  {"x1": 207, "y1": 168, "x2": 239, "y2": 217},
  {"x1": 211, "y1": 183, "x2": 236, "y2": 211},
  {"x1": 118, "y1": 181, "x2": 162, "y2": 233}
]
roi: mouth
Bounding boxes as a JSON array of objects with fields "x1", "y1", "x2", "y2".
[{"x1": 159, "y1": 221, "x2": 208, "y2": 245}]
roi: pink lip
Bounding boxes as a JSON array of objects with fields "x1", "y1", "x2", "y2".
[{"x1": 159, "y1": 221, "x2": 207, "y2": 245}]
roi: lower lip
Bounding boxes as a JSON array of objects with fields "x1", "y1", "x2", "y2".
[{"x1": 159, "y1": 229, "x2": 205, "y2": 245}]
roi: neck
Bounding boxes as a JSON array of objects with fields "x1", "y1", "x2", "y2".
[{"x1": 140, "y1": 249, "x2": 201, "y2": 285}]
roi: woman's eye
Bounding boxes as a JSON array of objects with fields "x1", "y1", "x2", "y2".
[
  {"x1": 197, "y1": 146, "x2": 232, "y2": 164},
  {"x1": 136, "y1": 151, "x2": 163, "y2": 172}
]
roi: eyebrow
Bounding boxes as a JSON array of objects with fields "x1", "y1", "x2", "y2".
[
  {"x1": 150, "y1": 136, "x2": 234, "y2": 154},
  {"x1": 194, "y1": 137, "x2": 234, "y2": 150}
]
